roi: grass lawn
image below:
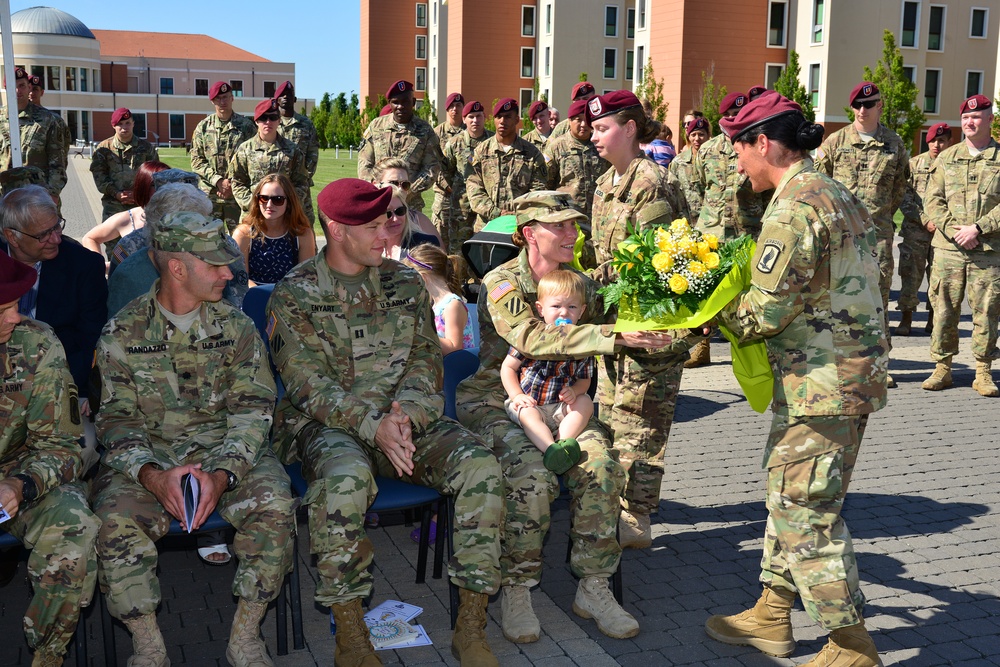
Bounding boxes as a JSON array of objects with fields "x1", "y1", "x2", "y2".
[{"x1": 157, "y1": 147, "x2": 434, "y2": 232}]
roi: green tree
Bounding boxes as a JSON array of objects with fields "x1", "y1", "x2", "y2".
[
  {"x1": 579, "y1": 73, "x2": 589, "y2": 82},
  {"x1": 846, "y1": 29, "x2": 925, "y2": 146},
  {"x1": 993, "y1": 90, "x2": 1000, "y2": 141},
  {"x1": 634, "y1": 61, "x2": 668, "y2": 122},
  {"x1": 415, "y1": 98, "x2": 438, "y2": 125},
  {"x1": 774, "y1": 50, "x2": 815, "y2": 122},
  {"x1": 698, "y1": 63, "x2": 727, "y2": 135}
]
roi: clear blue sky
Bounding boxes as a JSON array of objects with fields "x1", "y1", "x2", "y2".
[{"x1": 9, "y1": 1, "x2": 361, "y2": 102}]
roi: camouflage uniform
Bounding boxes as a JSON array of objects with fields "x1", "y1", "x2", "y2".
[
  {"x1": 521, "y1": 128, "x2": 550, "y2": 153},
  {"x1": 441, "y1": 130, "x2": 489, "y2": 254},
  {"x1": 278, "y1": 112, "x2": 320, "y2": 222},
  {"x1": 431, "y1": 121, "x2": 465, "y2": 252},
  {"x1": 717, "y1": 158, "x2": 888, "y2": 630},
  {"x1": 668, "y1": 146, "x2": 704, "y2": 218},
  {"x1": 267, "y1": 256, "x2": 502, "y2": 604},
  {"x1": 897, "y1": 150, "x2": 936, "y2": 312},
  {"x1": 0, "y1": 103, "x2": 68, "y2": 198},
  {"x1": 544, "y1": 132, "x2": 610, "y2": 268},
  {"x1": 35, "y1": 105, "x2": 70, "y2": 169},
  {"x1": 466, "y1": 136, "x2": 547, "y2": 231},
  {"x1": 815, "y1": 123, "x2": 909, "y2": 309},
  {"x1": 93, "y1": 284, "x2": 295, "y2": 620},
  {"x1": 591, "y1": 156, "x2": 693, "y2": 515},
  {"x1": 549, "y1": 118, "x2": 570, "y2": 141},
  {"x1": 89, "y1": 135, "x2": 160, "y2": 220},
  {"x1": 695, "y1": 133, "x2": 770, "y2": 239},
  {"x1": 190, "y1": 111, "x2": 256, "y2": 230},
  {"x1": 0, "y1": 321, "x2": 97, "y2": 659},
  {"x1": 924, "y1": 138, "x2": 1000, "y2": 363},
  {"x1": 456, "y1": 250, "x2": 625, "y2": 584},
  {"x1": 357, "y1": 114, "x2": 440, "y2": 212},
  {"x1": 228, "y1": 134, "x2": 311, "y2": 218}
]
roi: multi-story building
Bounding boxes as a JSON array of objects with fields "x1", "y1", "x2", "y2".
[{"x1": 0, "y1": 6, "x2": 306, "y2": 145}]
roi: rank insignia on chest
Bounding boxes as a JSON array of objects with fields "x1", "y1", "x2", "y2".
[
  {"x1": 757, "y1": 239, "x2": 785, "y2": 274},
  {"x1": 352, "y1": 326, "x2": 367, "y2": 340},
  {"x1": 970, "y1": 174, "x2": 978, "y2": 184}
]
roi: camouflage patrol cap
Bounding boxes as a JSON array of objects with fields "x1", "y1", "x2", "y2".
[
  {"x1": 153, "y1": 212, "x2": 240, "y2": 265},
  {"x1": 635, "y1": 201, "x2": 675, "y2": 228},
  {"x1": 0, "y1": 250, "x2": 37, "y2": 304},
  {"x1": 512, "y1": 191, "x2": 587, "y2": 229},
  {"x1": 151, "y1": 169, "x2": 199, "y2": 189}
]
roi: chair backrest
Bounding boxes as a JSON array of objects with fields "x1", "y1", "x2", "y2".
[
  {"x1": 242, "y1": 283, "x2": 276, "y2": 344},
  {"x1": 466, "y1": 305, "x2": 480, "y2": 349},
  {"x1": 442, "y1": 349, "x2": 479, "y2": 420}
]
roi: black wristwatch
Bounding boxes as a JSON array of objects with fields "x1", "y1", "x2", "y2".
[
  {"x1": 14, "y1": 474, "x2": 38, "y2": 503},
  {"x1": 217, "y1": 469, "x2": 238, "y2": 492}
]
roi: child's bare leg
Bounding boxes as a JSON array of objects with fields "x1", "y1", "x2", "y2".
[
  {"x1": 557, "y1": 395, "x2": 594, "y2": 441},
  {"x1": 517, "y1": 406, "x2": 557, "y2": 453}
]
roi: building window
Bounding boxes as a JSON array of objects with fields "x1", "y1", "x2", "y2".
[
  {"x1": 93, "y1": 69, "x2": 100, "y2": 92},
  {"x1": 169, "y1": 114, "x2": 185, "y2": 141},
  {"x1": 433, "y1": 0, "x2": 437, "y2": 25},
  {"x1": 416, "y1": 3, "x2": 427, "y2": 27},
  {"x1": 521, "y1": 47, "x2": 534, "y2": 79},
  {"x1": 81, "y1": 110, "x2": 90, "y2": 141},
  {"x1": 808, "y1": 63, "x2": 820, "y2": 107},
  {"x1": 902, "y1": 65, "x2": 916, "y2": 83},
  {"x1": 924, "y1": 69, "x2": 941, "y2": 114},
  {"x1": 765, "y1": 63, "x2": 785, "y2": 89},
  {"x1": 416, "y1": 35, "x2": 427, "y2": 60},
  {"x1": 519, "y1": 89, "x2": 534, "y2": 112},
  {"x1": 432, "y1": 67, "x2": 436, "y2": 89},
  {"x1": 80, "y1": 68, "x2": 88, "y2": 92},
  {"x1": 262, "y1": 81, "x2": 276, "y2": 98},
  {"x1": 636, "y1": 45, "x2": 644, "y2": 82},
  {"x1": 970, "y1": 8, "x2": 988, "y2": 38},
  {"x1": 638, "y1": 0, "x2": 646, "y2": 29},
  {"x1": 768, "y1": 1, "x2": 788, "y2": 47},
  {"x1": 160, "y1": 77, "x2": 174, "y2": 95},
  {"x1": 811, "y1": 0, "x2": 825, "y2": 44},
  {"x1": 928, "y1": 5, "x2": 945, "y2": 51},
  {"x1": 604, "y1": 48, "x2": 617, "y2": 79},
  {"x1": 30, "y1": 64, "x2": 42, "y2": 80},
  {"x1": 902, "y1": 1, "x2": 920, "y2": 48},
  {"x1": 65, "y1": 66, "x2": 77, "y2": 91},
  {"x1": 546, "y1": 3, "x2": 552, "y2": 34},
  {"x1": 433, "y1": 35, "x2": 437, "y2": 57},
  {"x1": 415, "y1": 67, "x2": 427, "y2": 91},
  {"x1": 545, "y1": 47, "x2": 551, "y2": 76},
  {"x1": 626, "y1": 8, "x2": 635, "y2": 38},
  {"x1": 522, "y1": 5, "x2": 535, "y2": 37},
  {"x1": 229, "y1": 80, "x2": 244, "y2": 97},
  {"x1": 966, "y1": 70, "x2": 984, "y2": 97},
  {"x1": 132, "y1": 112, "x2": 147, "y2": 139},
  {"x1": 625, "y1": 50, "x2": 634, "y2": 81},
  {"x1": 605, "y1": 6, "x2": 618, "y2": 37},
  {"x1": 195, "y1": 79, "x2": 208, "y2": 96},
  {"x1": 47, "y1": 66, "x2": 60, "y2": 91}
]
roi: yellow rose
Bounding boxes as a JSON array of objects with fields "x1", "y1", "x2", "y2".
[
  {"x1": 676, "y1": 236, "x2": 695, "y2": 256},
  {"x1": 652, "y1": 252, "x2": 673, "y2": 272},
  {"x1": 703, "y1": 233, "x2": 719, "y2": 250},
  {"x1": 668, "y1": 273, "x2": 689, "y2": 294},
  {"x1": 670, "y1": 218, "x2": 690, "y2": 233},
  {"x1": 703, "y1": 252, "x2": 720, "y2": 269},
  {"x1": 688, "y1": 260, "x2": 708, "y2": 276},
  {"x1": 696, "y1": 241, "x2": 710, "y2": 257}
]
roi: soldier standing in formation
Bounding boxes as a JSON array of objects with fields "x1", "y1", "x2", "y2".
[
  {"x1": 816, "y1": 82, "x2": 909, "y2": 387},
  {"x1": 432, "y1": 92, "x2": 466, "y2": 247},
  {"x1": 522, "y1": 100, "x2": 553, "y2": 152},
  {"x1": 93, "y1": 212, "x2": 296, "y2": 667},
  {"x1": 669, "y1": 116, "x2": 710, "y2": 217},
  {"x1": 708, "y1": 91, "x2": 887, "y2": 667},
  {"x1": 896, "y1": 122, "x2": 952, "y2": 336},
  {"x1": 921, "y1": 95, "x2": 1000, "y2": 397},
  {"x1": 441, "y1": 100, "x2": 489, "y2": 254},
  {"x1": 90, "y1": 108, "x2": 160, "y2": 222},
  {"x1": 466, "y1": 98, "x2": 547, "y2": 231},
  {"x1": 274, "y1": 81, "x2": 320, "y2": 223},
  {"x1": 358, "y1": 80, "x2": 440, "y2": 212},
  {"x1": 0, "y1": 68, "x2": 67, "y2": 199},
  {"x1": 26, "y1": 74, "x2": 71, "y2": 164},
  {"x1": 549, "y1": 82, "x2": 596, "y2": 141},
  {"x1": 190, "y1": 81, "x2": 257, "y2": 231}
]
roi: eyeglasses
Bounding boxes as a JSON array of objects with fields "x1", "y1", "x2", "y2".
[
  {"x1": 18, "y1": 217, "x2": 65, "y2": 243},
  {"x1": 851, "y1": 99, "x2": 879, "y2": 110},
  {"x1": 385, "y1": 205, "x2": 407, "y2": 219},
  {"x1": 258, "y1": 113, "x2": 281, "y2": 122},
  {"x1": 257, "y1": 194, "x2": 287, "y2": 205},
  {"x1": 382, "y1": 179, "x2": 411, "y2": 191}
]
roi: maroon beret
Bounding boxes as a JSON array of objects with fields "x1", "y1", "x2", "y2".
[
  {"x1": 572, "y1": 82, "x2": 596, "y2": 100},
  {"x1": 528, "y1": 100, "x2": 549, "y2": 119},
  {"x1": 685, "y1": 117, "x2": 710, "y2": 135},
  {"x1": 568, "y1": 99, "x2": 587, "y2": 118},
  {"x1": 317, "y1": 179, "x2": 393, "y2": 226},
  {"x1": 586, "y1": 90, "x2": 642, "y2": 122},
  {"x1": 961, "y1": 94, "x2": 992, "y2": 114},
  {"x1": 274, "y1": 81, "x2": 294, "y2": 99},
  {"x1": 493, "y1": 97, "x2": 518, "y2": 117},
  {"x1": 719, "y1": 92, "x2": 748, "y2": 115},
  {"x1": 0, "y1": 251, "x2": 37, "y2": 305},
  {"x1": 253, "y1": 98, "x2": 280, "y2": 121},
  {"x1": 926, "y1": 122, "x2": 951, "y2": 140},
  {"x1": 111, "y1": 108, "x2": 132, "y2": 126},
  {"x1": 720, "y1": 93, "x2": 803, "y2": 142},
  {"x1": 462, "y1": 100, "x2": 484, "y2": 116},
  {"x1": 747, "y1": 86, "x2": 767, "y2": 101},
  {"x1": 849, "y1": 81, "x2": 880, "y2": 105},
  {"x1": 27, "y1": 74, "x2": 42, "y2": 89},
  {"x1": 386, "y1": 80, "x2": 414, "y2": 99},
  {"x1": 208, "y1": 81, "x2": 231, "y2": 99},
  {"x1": 14, "y1": 67, "x2": 27, "y2": 81},
  {"x1": 445, "y1": 92, "x2": 464, "y2": 109},
  {"x1": 380, "y1": 104, "x2": 392, "y2": 116}
]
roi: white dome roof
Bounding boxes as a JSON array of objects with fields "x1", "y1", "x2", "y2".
[{"x1": 8, "y1": 6, "x2": 95, "y2": 39}]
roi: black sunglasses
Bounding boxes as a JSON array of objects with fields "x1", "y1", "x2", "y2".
[
  {"x1": 383, "y1": 179, "x2": 411, "y2": 191},
  {"x1": 851, "y1": 99, "x2": 878, "y2": 110},
  {"x1": 258, "y1": 113, "x2": 281, "y2": 122},
  {"x1": 385, "y1": 205, "x2": 407, "y2": 219},
  {"x1": 257, "y1": 194, "x2": 287, "y2": 205}
]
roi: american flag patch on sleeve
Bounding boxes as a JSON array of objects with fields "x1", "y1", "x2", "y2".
[
  {"x1": 265, "y1": 312, "x2": 277, "y2": 339},
  {"x1": 489, "y1": 281, "x2": 515, "y2": 302}
]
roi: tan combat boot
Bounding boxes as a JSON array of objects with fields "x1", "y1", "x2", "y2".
[
  {"x1": 893, "y1": 310, "x2": 913, "y2": 336},
  {"x1": 31, "y1": 651, "x2": 63, "y2": 667},
  {"x1": 619, "y1": 506, "x2": 652, "y2": 549},
  {"x1": 501, "y1": 585, "x2": 540, "y2": 643},
  {"x1": 226, "y1": 598, "x2": 272, "y2": 667},
  {"x1": 123, "y1": 613, "x2": 170, "y2": 667},
  {"x1": 704, "y1": 586, "x2": 796, "y2": 657},
  {"x1": 800, "y1": 620, "x2": 882, "y2": 667},
  {"x1": 331, "y1": 598, "x2": 382, "y2": 667},
  {"x1": 973, "y1": 361, "x2": 1000, "y2": 397},
  {"x1": 451, "y1": 588, "x2": 499, "y2": 666},
  {"x1": 572, "y1": 576, "x2": 640, "y2": 639},
  {"x1": 921, "y1": 360, "x2": 952, "y2": 391},
  {"x1": 684, "y1": 339, "x2": 711, "y2": 368}
]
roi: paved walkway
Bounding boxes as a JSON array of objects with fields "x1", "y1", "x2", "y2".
[{"x1": 1, "y1": 164, "x2": 997, "y2": 665}]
